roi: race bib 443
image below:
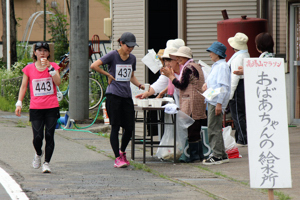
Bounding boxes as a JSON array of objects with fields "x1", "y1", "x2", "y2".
[
  {"x1": 115, "y1": 64, "x2": 132, "y2": 81},
  {"x1": 32, "y1": 77, "x2": 54, "y2": 96}
]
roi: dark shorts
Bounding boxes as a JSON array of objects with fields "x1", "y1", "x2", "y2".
[
  {"x1": 106, "y1": 94, "x2": 134, "y2": 128},
  {"x1": 29, "y1": 107, "x2": 60, "y2": 121}
]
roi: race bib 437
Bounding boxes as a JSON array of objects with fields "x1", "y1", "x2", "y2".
[{"x1": 115, "y1": 64, "x2": 132, "y2": 81}]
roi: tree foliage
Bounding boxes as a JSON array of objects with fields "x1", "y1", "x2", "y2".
[{"x1": 47, "y1": 6, "x2": 69, "y2": 60}]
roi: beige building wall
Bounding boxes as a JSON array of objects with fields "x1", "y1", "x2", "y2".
[{"x1": 0, "y1": 0, "x2": 110, "y2": 42}]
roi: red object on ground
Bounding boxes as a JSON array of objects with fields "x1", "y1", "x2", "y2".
[{"x1": 226, "y1": 147, "x2": 241, "y2": 159}]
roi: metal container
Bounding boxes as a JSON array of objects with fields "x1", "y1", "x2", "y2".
[{"x1": 217, "y1": 14, "x2": 268, "y2": 60}]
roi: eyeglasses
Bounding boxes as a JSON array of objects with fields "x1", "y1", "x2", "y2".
[{"x1": 35, "y1": 42, "x2": 49, "y2": 49}]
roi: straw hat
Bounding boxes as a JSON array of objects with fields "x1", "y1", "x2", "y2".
[
  {"x1": 169, "y1": 46, "x2": 192, "y2": 59},
  {"x1": 228, "y1": 32, "x2": 248, "y2": 50},
  {"x1": 161, "y1": 47, "x2": 178, "y2": 59},
  {"x1": 206, "y1": 42, "x2": 227, "y2": 58},
  {"x1": 157, "y1": 49, "x2": 165, "y2": 58}
]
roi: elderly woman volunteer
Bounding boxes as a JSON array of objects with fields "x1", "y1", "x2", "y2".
[
  {"x1": 254, "y1": 32, "x2": 275, "y2": 58},
  {"x1": 136, "y1": 39, "x2": 185, "y2": 106},
  {"x1": 233, "y1": 32, "x2": 275, "y2": 75},
  {"x1": 162, "y1": 46, "x2": 206, "y2": 162},
  {"x1": 202, "y1": 42, "x2": 231, "y2": 165},
  {"x1": 227, "y1": 32, "x2": 250, "y2": 146},
  {"x1": 136, "y1": 47, "x2": 182, "y2": 102}
]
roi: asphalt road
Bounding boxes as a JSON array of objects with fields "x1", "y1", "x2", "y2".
[
  {"x1": 0, "y1": 112, "x2": 214, "y2": 200},
  {"x1": 0, "y1": 110, "x2": 298, "y2": 200}
]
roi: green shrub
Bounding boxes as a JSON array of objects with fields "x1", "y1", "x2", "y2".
[
  {"x1": 0, "y1": 58, "x2": 6, "y2": 70},
  {"x1": 47, "y1": 5, "x2": 69, "y2": 60},
  {"x1": 0, "y1": 60, "x2": 31, "y2": 111},
  {"x1": 0, "y1": 96, "x2": 17, "y2": 112}
]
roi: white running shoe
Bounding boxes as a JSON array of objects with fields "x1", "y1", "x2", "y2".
[
  {"x1": 42, "y1": 162, "x2": 51, "y2": 173},
  {"x1": 32, "y1": 152, "x2": 43, "y2": 169}
]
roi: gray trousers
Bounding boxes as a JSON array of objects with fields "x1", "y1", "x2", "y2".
[{"x1": 207, "y1": 103, "x2": 227, "y2": 158}]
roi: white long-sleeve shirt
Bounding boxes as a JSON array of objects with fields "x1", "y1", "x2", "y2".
[
  {"x1": 229, "y1": 52, "x2": 250, "y2": 99},
  {"x1": 151, "y1": 74, "x2": 169, "y2": 94}
]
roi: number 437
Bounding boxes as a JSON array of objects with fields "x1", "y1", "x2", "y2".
[{"x1": 118, "y1": 68, "x2": 131, "y2": 78}]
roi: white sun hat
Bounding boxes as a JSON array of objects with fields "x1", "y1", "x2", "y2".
[
  {"x1": 161, "y1": 47, "x2": 178, "y2": 59},
  {"x1": 228, "y1": 32, "x2": 249, "y2": 50},
  {"x1": 166, "y1": 39, "x2": 185, "y2": 49},
  {"x1": 169, "y1": 46, "x2": 192, "y2": 59}
]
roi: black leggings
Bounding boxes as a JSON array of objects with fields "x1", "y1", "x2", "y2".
[
  {"x1": 110, "y1": 125, "x2": 133, "y2": 158},
  {"x1": 31, "y1": 117, "x2": 57, "y2": 163}
]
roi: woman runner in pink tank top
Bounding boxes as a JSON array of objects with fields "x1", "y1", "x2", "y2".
[{"x1": 15, "y1": 42, "x2": 61, "y2": 173}]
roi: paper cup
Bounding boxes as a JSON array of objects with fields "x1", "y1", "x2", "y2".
[
  {"x1": 41, "y1": 58, "x2": 47, "y2": 66},
  {"x1": 144, "y1": 83, "x2": 150, "y2": 91},
  {"x1": 141, "y1": 99, "x2": 149, "y2": 107},
  {"x1": 148, "y1": 98, "x2": 155, "y2": 106},
  {"x1": 137, "y1": 99, "x2": 143, "y2": 107},
  {"x1": 132, "y1": 97, "x2": 138, "y2": 105},
  {"x1": 152, "y1": 99, "x2": 162, "y2": 107}
]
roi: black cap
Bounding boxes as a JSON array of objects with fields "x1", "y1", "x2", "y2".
[
  {"x1": 120, "y1": 32, "x2": 139, "y2": 47},
  {"x1": 35, "y1": 42, "x2": 50, "y2": 51}
]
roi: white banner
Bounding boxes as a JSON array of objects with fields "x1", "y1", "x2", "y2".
[{"x1": 244, "y1": 58, "x2": 292, "y2": 188}]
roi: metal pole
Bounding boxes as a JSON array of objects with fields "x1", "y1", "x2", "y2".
[
  {"x1": 44, "y1": 0, "x2": 46, "y2": 41},
  {"x1": 69, "y1": 0, "x2": 89, "y2": 120},
  {"x1": 64, "y1": 0, "x2": 66, "y2": 15},
  {"x1": 6, "y1": 0, "x2": 10, "y2": 71},
  {"x1": 66, "y1": 0, "x2": 70, "y2": 15}
]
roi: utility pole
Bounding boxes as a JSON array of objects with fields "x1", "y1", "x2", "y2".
[{"x1": 69, "y1": 0, "x2": 89, "y2": 120}]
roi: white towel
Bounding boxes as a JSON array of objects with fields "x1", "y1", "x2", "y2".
[{"x1": 163, "y1": 103, "x2": 178, "y2": 114}]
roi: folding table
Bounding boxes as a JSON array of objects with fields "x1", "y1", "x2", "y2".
[{"x1": 131, "y1": 106, "x2": 177, "y2": 163}]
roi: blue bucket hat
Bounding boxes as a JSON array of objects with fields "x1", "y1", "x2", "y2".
[{"x1": 206, "y1": 41, "x2": 227, "y2": 58}]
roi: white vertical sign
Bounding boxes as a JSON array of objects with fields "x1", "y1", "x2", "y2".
[{"x1": 244, "y1": 58, "x2": 292, "y2": 188}]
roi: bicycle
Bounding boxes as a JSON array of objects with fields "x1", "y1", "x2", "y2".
[{"x1": 57, "y1": 53, "x2": 104, "y2": 110}]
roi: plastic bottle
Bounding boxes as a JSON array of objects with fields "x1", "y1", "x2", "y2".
[{"x1": 102, "y1": 102, "x2": 110, "y2": 125}]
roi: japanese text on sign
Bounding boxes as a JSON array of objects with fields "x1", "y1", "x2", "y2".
[
  {"x1": 244, "y1": 58, "x2": 292, "y2": 189},
  {"x1": 245, "y1": 59, "x2": 282, "y2": 68}
]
